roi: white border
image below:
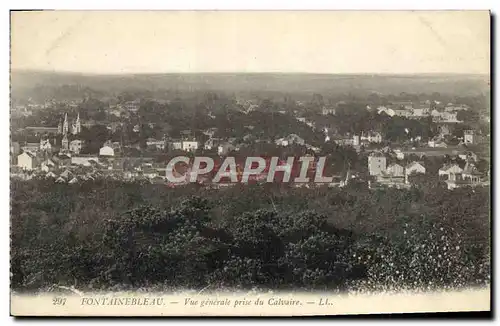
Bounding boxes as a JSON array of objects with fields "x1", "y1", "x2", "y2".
[{"x1": 2, "y1": 1, "x2": 497, "y2": 325}]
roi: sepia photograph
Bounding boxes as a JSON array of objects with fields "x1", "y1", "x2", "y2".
[{"x1": 9, "y1": 10, "x2": 491, "y2": 316}]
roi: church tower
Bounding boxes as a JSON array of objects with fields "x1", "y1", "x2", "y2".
[
  {"x1": 72, "y1": 112, "x2": 81, "y2": 135},
  {"x1": 62, "y1": 113, "x2": 69, "y2": 135},
  {"x1": 57, "y1": 118, "x2": 63, "y2": 134},
  {"x1": 62, "y1": 133, "x2": 69, "y2": 151},
  {"x1": 75, "y1": 112, "x2": 81, "y2": 134}
]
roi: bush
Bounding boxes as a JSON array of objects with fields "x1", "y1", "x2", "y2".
[{"x1": 10, "y1": 180, "x2": 490, "y2": 292}]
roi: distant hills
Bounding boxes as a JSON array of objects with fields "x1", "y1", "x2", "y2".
[{"x1": 11, "y1": 69, "x2": 490, "y2": 101}]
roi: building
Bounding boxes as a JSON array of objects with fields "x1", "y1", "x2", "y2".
[
  {"x1": 368, "y1": 152, "x2": 387, "y2": 176},
  {"x1": 21, "y1": 142, "x2": 39, "y2": 155},
  {"x1": 71, "y1": 113, "x2": 81, "y2": 135},
  {"x1": 10, "y1": 141, "x2": 20, "y2": 156},
  {"x1": 275, "y1": 134, "x2": 305, "y2": 147},
  {"x1": 393, "y1": 149, "x2": 405, "y2": 160},
  {"x1": 405, "y1": 162, "x2": 426, "y2": 183},
  {"x1": 146, "y1": 138, "x2": 166, "y2": 151},
  {"x1": 377, "y1": 106, "x2": 395, "y2": 117},
  {"x1": 438, "y1": 164, "x2": 463, "y2": 181},
  {"x1": 204, "y1": 138, "x2": 221, "y2": 150},
  {"x1": 392, "y1": 109, "x2": 412, "y2": 118},
  {"x1": 40, "y1": 158, "x2": 56, "y2": 172},
  {"x1": 39, "y1": 138, "x2": 52, "y2": 152},
  {"x1": 70, "y1": 139, "x2": 84, "y2": 154},
  {"x1": 61, "y1": 134, "x2": 69, "y2": 151},
  {"x1": 458, "y1": 151, "x2": 478, "y2": 162},
  {"x1": 464, "y1": 130, "x2": 475, "y2": 145},
  {"x1": 386, "y1": 163, "x2": 404, "y2": 177},
  {"x1": 99, "y1": 145, "x2": 115, "y2": 157},
  {"x1": 411, "y1": 107, "x2": 430, "y2": 117},
  {"x1": 17, "y1": 152, "x2": 38, "y2": 170},
  {"x1": 62, "y1": 113, "x2": 69, "y2": 135},
  {"x1": 168, "y1": 140, "x2": 183, "y2": 151},
  {"x1": 321, "y1": 107, "x2": 336, "y2": 115},
  {"x1": 461, "y1": 162, "x2": 483, "y2": 183},
  {"x1": 352, "y1": 135, "x2": 360, "y2": 146},
  {"x1": 182, "y1": 140, "x2": 199, "y2": 152},
  {"x1": 361, "y1": 131, "x2": 382, "y2": 143},
  {"x1": 71, "y1": 156, "x2": 99, "y2": 166},
  {"x1": 25, "y1": 126, "x2": 59, "y2": 136},
  {"x1": 218, "y1": 142, "x2": 237, "y2": 156},
  {"x1": 428, "y1": 136, "x2": 448, "y2": 148}
]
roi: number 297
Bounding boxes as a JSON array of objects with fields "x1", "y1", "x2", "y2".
[{"x1": 52, "y1": 297, "x2": 66, "y2": 306}]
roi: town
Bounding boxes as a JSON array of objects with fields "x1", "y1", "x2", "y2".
[{"x1": 10, "y1": 91, "x2": 490, "y2": 191}]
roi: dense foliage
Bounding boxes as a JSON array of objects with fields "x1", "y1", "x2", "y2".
[{"x1": 11, "y1": 180, "x2": 490, "y2": 293}]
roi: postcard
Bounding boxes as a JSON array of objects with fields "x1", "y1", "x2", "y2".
[{"x1": 10, "y1": 10, "x2": 491, "y2": 317}]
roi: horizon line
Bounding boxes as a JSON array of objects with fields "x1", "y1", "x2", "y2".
[{"x1": 11, "y1": 68, "x2": 490, "y2": 77}]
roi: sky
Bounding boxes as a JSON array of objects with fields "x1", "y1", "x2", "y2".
[{"x1": 10, "y1": 11, "x2": 490, "y2": 75}]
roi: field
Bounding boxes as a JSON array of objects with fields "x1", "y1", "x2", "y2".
[{"x1": 10, "y1": 179, "x2": 490, "y2": 293}]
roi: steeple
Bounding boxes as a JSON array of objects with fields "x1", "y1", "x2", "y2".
[
  {"x1": 75, "y1": 112, "x2": 81, "y2": 134},
  {"x1": 57, "y1": 118, "x2": 63, "y2": 134},
  {"x1": 71, "y1": 112, "x2": 81, "y2": 135},
  {"x1": 62, "y1": 133, "x2": 69, "y2": 151},
  {"x1": 63, "y1": 113, "x2": 69, "y2": 135}
]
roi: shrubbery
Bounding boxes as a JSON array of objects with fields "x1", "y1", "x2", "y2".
[{"x1": 10, "y1": 180, "x2": 490, "y2": 293}]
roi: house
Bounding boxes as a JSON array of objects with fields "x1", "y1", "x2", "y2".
[
  {"x1": 321, "y1": 107, "x2": 336, "y2": 115},
  {"x1": 333, "y1": 135, "x2": 355, "y2": 147},
  {"x1": 203, "y1": 127, "x2": 218, "y2": 137},
  {"x1": 60, "y1": 169, "x2": 73, "y2": 180},
  {"x1": 40, "y1": 158, "x2": 56, "y2": 172},
  {"x1": 438, "y1": 124, "x2": 451, "y2": 136},
  {"x1": 169, "y1": 140, "x2": 183, "y2": 150},
  {"x1": 55, "y1": 177, "x2": 66, "y2": 183},
  {"x1": 405, "y1": 162, "x2": 426, "y2": 183},
  {"x1": 458, "y1": 151, "x2": 478, "y2": 162},
  {"x1": 218, "y1": 142, "x2": 236, "y2": 156},
  {"x1": 45, "y1": 171, "x2": 57, "y2": 179},
  {"x1": 361, "y1": 131, "x2": 382, "y2": 143},
  {"x1": 438, "y1": 164, "x2": 463, "y2": 180},
  {"x1": 406, "y1": 161, "x2": 426, "y2": 176},
  {"x1": 180, "y1": 130, "x2": 193, "y2": 138},
  {"x1": 393, "y1": 149, "x2": 405, "y2": 160},
  {"x1": 146, "y1": 138, "x2": 166, "y2": 151},
  {"x1": 368, "y1": 152, "x2": 387, "y2": 176},
  {"x1": 386, "y1": 163, "x2": 404, "y2": 177},
  {"x1": 68, "y1": 177, "x2": 79, "y2": 184},
  {"x1": 24, "y1": 126, "x2": 59, "y2": 135},
  {"x1": 99, "y1": 146, "x2": 115, "y2": 157},
  {"x1": 70, "y1": 139, "x2": 84, "y2": 154},
  {"x1": 392, "y1": 108, "x2": 412, "y2": 118},
  {"x1": 374, "y1": 175, "x2": 408, "y2": 188},
  {"x1": 440, "y1": 111, "x2": 460, "y2": 123},
  {"x1": 275, "y1": 134, "x2": 305, "y2": 147},
  {"x1": 71, "y1": 156, "x2": 99, "y2": 166},
  {"x1": 352, "y1": 135, "x2": 360, "y2": 146},
  {"x1": 412, "y1": 107, "x2": 430, "y2": 117},
  {"x1": 143, "y1": 168, "x2": 159, "y2": 179},
  {"x1": 461, "y1": 162, "x2": 483, "y2": 183},
  {"x1": 428, "y1": 137, "x2": 448, "y2": 148},
  {"x1": 182, "y1": 139, "x2": 199, "y2": 152},
  {"x1": 39, "y1": 138, "x2": 52, "y2": 152},
  {"x1": 204, "y1": 138, "x2": 221, "y2": 150},
  {"x1": 21, "y1": 142, "x2": 39, "y2": 155},
  {"x1": 464, "y1": 130, "x2": 476, "y2": 145},
  {"x1": 10, "y1": 141, "x2": 20, "y2": 156},
  {"x1": 17, "y1": 152, "x2": 38, "y2": 170},
  {"x1": 377, "y1": 106, "x2": 395, "y2": 117}
]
